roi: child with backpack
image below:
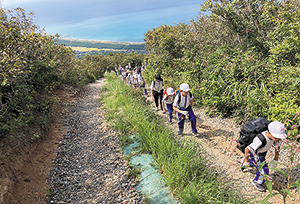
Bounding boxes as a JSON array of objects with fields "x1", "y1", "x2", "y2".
[
  {"x1": 240, "y1": 120, "x2": 286, "y2": 192},
  {"x1": 161, "y1": 87, "x2": 175, "y2": 123},
  {"x1": 173, "y1": 83, "x2": 200, "y2": 136}
]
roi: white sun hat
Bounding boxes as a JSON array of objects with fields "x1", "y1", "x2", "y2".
[
  {"x1": 268, "y1": 121, "x2": 287, "y2": 139},
  {"x1": 166, "y1": 88, "x2": 175, "y2": 95},
  {"x1": 179, "y1": 83, "x2": 191, "y2": 92}
]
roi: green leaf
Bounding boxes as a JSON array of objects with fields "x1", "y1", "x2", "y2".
[
  {"x1": 266, "y1": 180, "x2": 273, "y2": 194},
  {"x1": 270, "y1": 168, "x2": 288, "y2": 177},
  {"x1": 1, "y1": 78, "x2": 7, "y2": 86},
  {"x1": 280, "y1": 189, "x2": 295, "y2": 199},
  {"x1": 290, "y1": 179, "x2": 300, "y2": 192}
]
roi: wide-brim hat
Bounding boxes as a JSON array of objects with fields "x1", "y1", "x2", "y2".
[
  {"x1": 268, "y1": 121, "x2": 287, "y2": 139},
  {"x1": 180, "y1": 83, "x2": 191, "y2": 92},
  {"x1": 166, "y1": 88, "x2": 175, "y2": 95}
]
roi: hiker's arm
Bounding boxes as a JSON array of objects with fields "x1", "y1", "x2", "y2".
[
  {"x1": 244, "y1": 147, "x2": 250, "y2": 162},
  {"x1": 190, "y1": 98, "x2": 193, "y2": 106},
  {"x1": 151, "y1": 89, "x2": 154, "y2": 100},
  {"x1": 173, "y1": 106, "x2": 181, "y2": 113},
  {"x1": 162, "y1": 103, "x2": 166, "y2": 112}
]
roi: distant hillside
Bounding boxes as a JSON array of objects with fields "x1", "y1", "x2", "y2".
[{"x1": 58, "y1": 38, "x2": 146, "y2": 51}]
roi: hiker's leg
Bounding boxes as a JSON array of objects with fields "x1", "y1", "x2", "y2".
[
  {"x1": 177, "y1": 112, "x2": 184, "y2": 133},
  {"x1": 153, "y1": 91, "x2": 159, "y2": 108},
  {"x1": 187, "y1": 107, "x2": 197, "y2": 133},
  {"x1": 257, "y1": 154, "x2": 268, "y2": 185},
  {"x1": 159, "y1": 91, "x2": 163, "y2": 110},
  {"x1": 166, "y1": 104, "x2": 173, "y2": 122},
  {"x1": 250, "y1": 152, "x2": 268, "y2": 185}
]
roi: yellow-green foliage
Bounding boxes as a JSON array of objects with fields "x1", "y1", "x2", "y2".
[
  {"x1": 143, "y1": 0, "x2": 300, "y2": 132},
  {"x1": 0, "y1": 8, "x2": 146, "y2": 139}
]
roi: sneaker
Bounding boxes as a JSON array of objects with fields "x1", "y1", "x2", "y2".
[
  {"x1": 192, "y1": 132, "x2": 200, "y2": 136},
  {"x1": 162, "y1": 111, "x2": 166, "y2": 114},
  {"x1": 155, "y1": 107, "x2": 159, "y2": 111},
  {"x1": 178, "y1": 131, "x2": 183, "y2": 136},
  {"x1": 252, "y1": 181, "x2": 266, "y2": 192}
]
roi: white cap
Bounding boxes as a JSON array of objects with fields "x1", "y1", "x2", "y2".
[
  {"x1": 180, "y1": 83, "x2": 191, "y2": 92},
  {"x1": 166, "y1": 88, "x2": 174, "y2": 95},
  {"x1": 268, "y1": 121, "x2": 287, "y2": 139}
]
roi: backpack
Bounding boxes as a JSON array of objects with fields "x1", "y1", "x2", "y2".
[
  {"x1": 237, "y1": 117, "x2": 270, "y2": 153},
  {"x1": 176, "y1": 90, "x2": 192, "y2": 107}
]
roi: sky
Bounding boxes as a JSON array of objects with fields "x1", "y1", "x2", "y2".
[{"x1": 1, "y1": 0, "x2": 205, "y2": 42}]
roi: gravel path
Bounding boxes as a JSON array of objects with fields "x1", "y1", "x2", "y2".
[{"x1": 48, "y1": 79, "x2": 142, "y2": 204}]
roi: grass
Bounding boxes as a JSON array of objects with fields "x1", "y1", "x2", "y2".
[{"x1": 101, "y1": 73, "x2": 249, "y2": 203}]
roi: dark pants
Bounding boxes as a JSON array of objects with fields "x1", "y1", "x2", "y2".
[
  {"x1": 249, "y1": 152, "x2": 269, "y2": 185},
  {"x1": 177, "y1": 106, "x2": 197, "y2": 133},
  {"x1": 165, "y1": 103, "x2": 173, "y2": 122},
  {"x1": 153, "y1": 90, "x2": 163, "y2": 110}
]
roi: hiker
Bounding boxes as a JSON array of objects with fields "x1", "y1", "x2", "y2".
[
  {"x1": 126, "y1": 70, "x2": 133, "y2": 85},
  {"x1": 137, "y1": 72, "x2": 148, "y2": 96},
  {"x1": 137, "y1": 66, "x2": 142, "y2": 76},
  {"x1": 132, "y1": 73, "x2": 138, "y2": 89},
  {"x1": 240, "y1": 121, "x2": 286, "y2": 192},
  {"x1": 121, "y1": 69, "x2": 128, "y2": 81},
  {"x1": 150, "y1": 74, "x2": 164, "y2": 111},
  {"x1": 162, "y1": 87, "x2": 175, "y2": 123},
  {"x1": 141, "y1": 63, "x2": 145, "y2": 72},
  {"x1": 119, "y1": 65, "x2": 122, "y2": 75},
  {"x1": 173, "y1": 83, "x2": 200, "y2": 136},
  {"x1": 130, "y1": 59, "x2": 135, "y2": 70}
]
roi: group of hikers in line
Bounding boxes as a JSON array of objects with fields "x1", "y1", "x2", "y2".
[{"x1": 113, "y1": 59, "x2": 289, "y2": 193}]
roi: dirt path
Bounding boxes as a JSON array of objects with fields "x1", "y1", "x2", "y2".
[
  {"x1": 2, "y1": 78, "x2": 299, "y2": 204},
  {"x1": 3, "y1": 79, "x2": 142, "y2": 204},
  {"x1": 144, "y1": 87, "x2": 300, "y2": 204}
]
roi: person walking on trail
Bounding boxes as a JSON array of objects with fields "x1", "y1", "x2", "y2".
[
  {"x1": 126, "y1": 71, "x2": 134, "y2": 85},
  {"x1": 137, "y1": 72, "x2": 148, "y2": 96},
  {"x1": 132, "y1": 73, "x2": 138, "y2": 89},
  {"x1": 240, "y1": 121, "x2": 286, "y2": 192},
  {"x1": 173, "y1": 83, "x2": 200, "y2": 136},
  {"x1": 162, "y1": 87, "x2": 175, "y2": 123},
  {"x1": 150, "y1": 74, "x2": 164, "y2": 111},
  {"x1": 130, "y1": 59, "x2": 135, "y2": 70}
]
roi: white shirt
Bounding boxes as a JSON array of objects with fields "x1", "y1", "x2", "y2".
[
  {"x1": 150, "y1": 80, "x2": 163, "y2": 91},
  {"x1": 162, "y1": 94, "x2": 175, "y2": 104},
  {"x1": 137, "y1": 74, "x2": 144, "y2": 84},
  {"x1": 248, "y1": 131, "x2": 282, "y2": 153},
  {"x1": 127, "y1": 74, "x2": 133, "y2": 84},
  {"x1": 173, "y1": 92, "x2": 193, "y2": 109}
]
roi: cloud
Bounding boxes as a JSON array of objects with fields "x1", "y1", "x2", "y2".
[
  {"x1": 2, "y1": 0, "x2": 203, "y2": 42},
  {"x1": 44, "y1": 4, "x2": 200, "y2": 42},
  {"x1": 2, "y1": 0, "x2": 46, "y2": 7}
]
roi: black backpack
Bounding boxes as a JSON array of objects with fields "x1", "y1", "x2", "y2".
[{"x1": 237, "y1": 117, "x2": 270, "y2": 153}]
